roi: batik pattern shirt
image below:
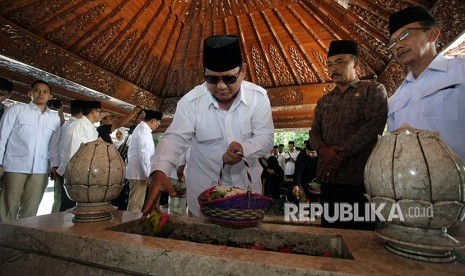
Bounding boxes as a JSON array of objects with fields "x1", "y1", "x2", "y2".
[{"x1": 310, "y1": 79, "x2": 388, "y2": 185}]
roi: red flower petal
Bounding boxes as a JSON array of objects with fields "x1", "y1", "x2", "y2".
[
  {"x1": 279, "y1": 247, "x2": 292, "y2": 253},
  {"x1": 159, "y1": 213, "x2": 169, "y2": 229},
  {"x1": 322, "y1": 251, "x2": 331, "y2": 257}
]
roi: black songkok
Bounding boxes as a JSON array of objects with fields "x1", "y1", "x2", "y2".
[
  {"x1": 306, "y1": 142, "x2": 314, "y2": 151},
  {"x1": 203, "y1": 35, "x2": 243, "y2": 72},
  {"x1": 70, "y1": 100, "x2": 85, "y2": 115},
  {"x1": 84, "y1": 101, "x2": 101, "y2": 109},
  {"x1": 389, "y1": 6, "x2": 436, "y2": 37},
  {"x1": 144, "y1": 110, "x2": 163, "y2": 121},
  {"x1": 328, "y1": 40, "x2": 359, "y2": 58},
  {"x1": 70, "y1": 100, "x2": 85, "y2": 109}
]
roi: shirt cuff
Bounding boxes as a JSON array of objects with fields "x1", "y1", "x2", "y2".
[
  {"x1": 151, "y1": 161, "x2": 175, "y2": 178},
  {"x1": 241, "y1": 142, "x2": 251, "y2": 157}
]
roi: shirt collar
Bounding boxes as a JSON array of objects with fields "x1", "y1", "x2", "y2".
[
  {"x1": 141, "y1": 120, "x2": 152, "y2": 130},
  {"x1": 28, "y1": 101, "x2": 52, "y2": 113},
  {"x1": 82, "y1": 115, "x2": 95, "y2": 126},
  {"x1": 332, "y1": 77, "x2": 360, "y2": 93},
  {"x1": 405, "y1": 55, "x2": 448, "y2": 82},
  {"x1": 206, "y1": 82, "x2": 246, "y2": 110}
]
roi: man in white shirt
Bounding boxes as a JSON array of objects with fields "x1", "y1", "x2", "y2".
[
  {"x1": 387, "y1": 6, "x2": 465, "y2": 163},
  {"x1": 58, "y1": 100, "x2": 101, "y2": 211},
  {"x1": 284, "y1": 141, "x2": 299, "y2": 181},
  {"x1": 0, "y1": 80, "x2": 61, "y2": 221},
  {"x1": 142, "y1": 35, "x2": 274, "y2": 218},
  {"x1": 49, "y1": 100, "x2": 85, "y2": 212},
  {"x1": 126, "y1": 110, "x2": 162, "y2": 212}
]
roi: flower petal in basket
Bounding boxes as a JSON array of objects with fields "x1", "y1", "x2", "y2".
[
  {"x1": 198, "y1": 155, "x2": 272, "y2": 226},
  {"x1": 198, "y1": 189, "x2": 272, "y2": 226}
]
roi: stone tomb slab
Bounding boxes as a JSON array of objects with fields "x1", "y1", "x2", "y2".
[{"x1": 0, "y1": 211, "x2": 464, "y2": 275}]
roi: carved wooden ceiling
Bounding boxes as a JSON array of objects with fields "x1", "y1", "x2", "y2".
[{"x1": 0, "y1": 0, "x2": 464, "y2": 133}]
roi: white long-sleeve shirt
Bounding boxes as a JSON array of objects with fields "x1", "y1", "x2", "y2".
[
  {"x1": 284, "y1": 150, "x2": 299, "y2": 176},
  {"x1": 57, "y1": 116, "x2": 98, "y2": 175},
  {"x1": 0, "y1": 102, "x2": 60, "y2": 174},
  {"x1": 388, "y1": 55, "x2": 465, "y2": 163},
  {"x1": 150, "y1": 81, "x2": 274, "y2": 217},
  {"x1": 49, "y1": 116, "x2": 77, "y2": 169},
  {"x1": 126, "y1": 121, "x2": 155, "y2": 180}
]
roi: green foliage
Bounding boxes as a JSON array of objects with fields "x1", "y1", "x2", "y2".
[
  {"x1": 209, "y1": 191, "x2": 224, "y2": 200},
  {"x1": 274, "y1": 130, "x2": 310, "y2": 150}
]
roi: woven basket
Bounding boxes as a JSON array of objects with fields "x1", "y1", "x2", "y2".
[{"x1": 198, "y1": 154, "x2": 271, "y2": 227}]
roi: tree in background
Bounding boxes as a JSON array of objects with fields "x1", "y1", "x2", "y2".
[{"x1": 274, "y1": 130, "x2": 309, "y2": 151}]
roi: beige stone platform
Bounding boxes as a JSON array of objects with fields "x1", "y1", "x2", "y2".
[{"x1": 0, "y1": 211, "x2": 463, "y2": 275}]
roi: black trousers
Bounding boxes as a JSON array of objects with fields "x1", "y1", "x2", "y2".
[
  {"x1": 59, "y1": 178, "x2": 75, "y2": 212},
  {"x1": 320, "y1": 182, "x2": 375, "y2": 230}
]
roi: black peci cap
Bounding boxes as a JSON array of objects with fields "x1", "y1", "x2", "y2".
[
  {"x1": 83, "y1": 100, "x2": 101, "y2": 109},
  {"x1": 203, "y1": 35, "x2": 243, "y2": 72},
  {"x1": 328, "y1": 40, "x2": 359, "y2": 58},
  {"x1": 144, "y1": 110, "x2": 163, "y2": 121},
  {"x1": 389, "y1": 6, "x2": 436, "y2": 37}
]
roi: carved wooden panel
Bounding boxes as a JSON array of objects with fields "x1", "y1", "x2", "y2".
[
  {"x1": 47, "y1": 3, "x2": 107, "y2": 46},
  {"x1": 4, "y1": 0, "x2": 71, "y2": 29},
  {"x1": 268, "y1": 87, "x2": 304, "y2": 106},
  {"x1": 251, "y1": 45, "x2": 273, "y2": 87},
  {"x1": 78, "y1": 18, "x2": 124, "y2": 62},
  {"x1": 0, "y1": 0, "x2": 463, "y2": 131},
  {"x1": 131, "y1": 88, "x2": 162, "y2": 110}
]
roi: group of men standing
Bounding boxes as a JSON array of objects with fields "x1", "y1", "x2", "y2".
[
  {"x1": 310, "y1": 6, "x2": 464, "y2": 230},
  {"x1": 143, "y1": 5, "x2": 464, "y2": 231},
  {"x1": 0, "y1": 78, "x2": 164, "y2": 220},
  {"x1": 0, "y1": 86, "x2": 109, "y2": 221}
]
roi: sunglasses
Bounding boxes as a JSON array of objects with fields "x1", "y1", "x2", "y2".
[
  {"x1": 387, "y1": 27, "x2": 429, "y2": 50},
  {"x1": 204, "y1": 70, "x2": 241, "y2": 85}
]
